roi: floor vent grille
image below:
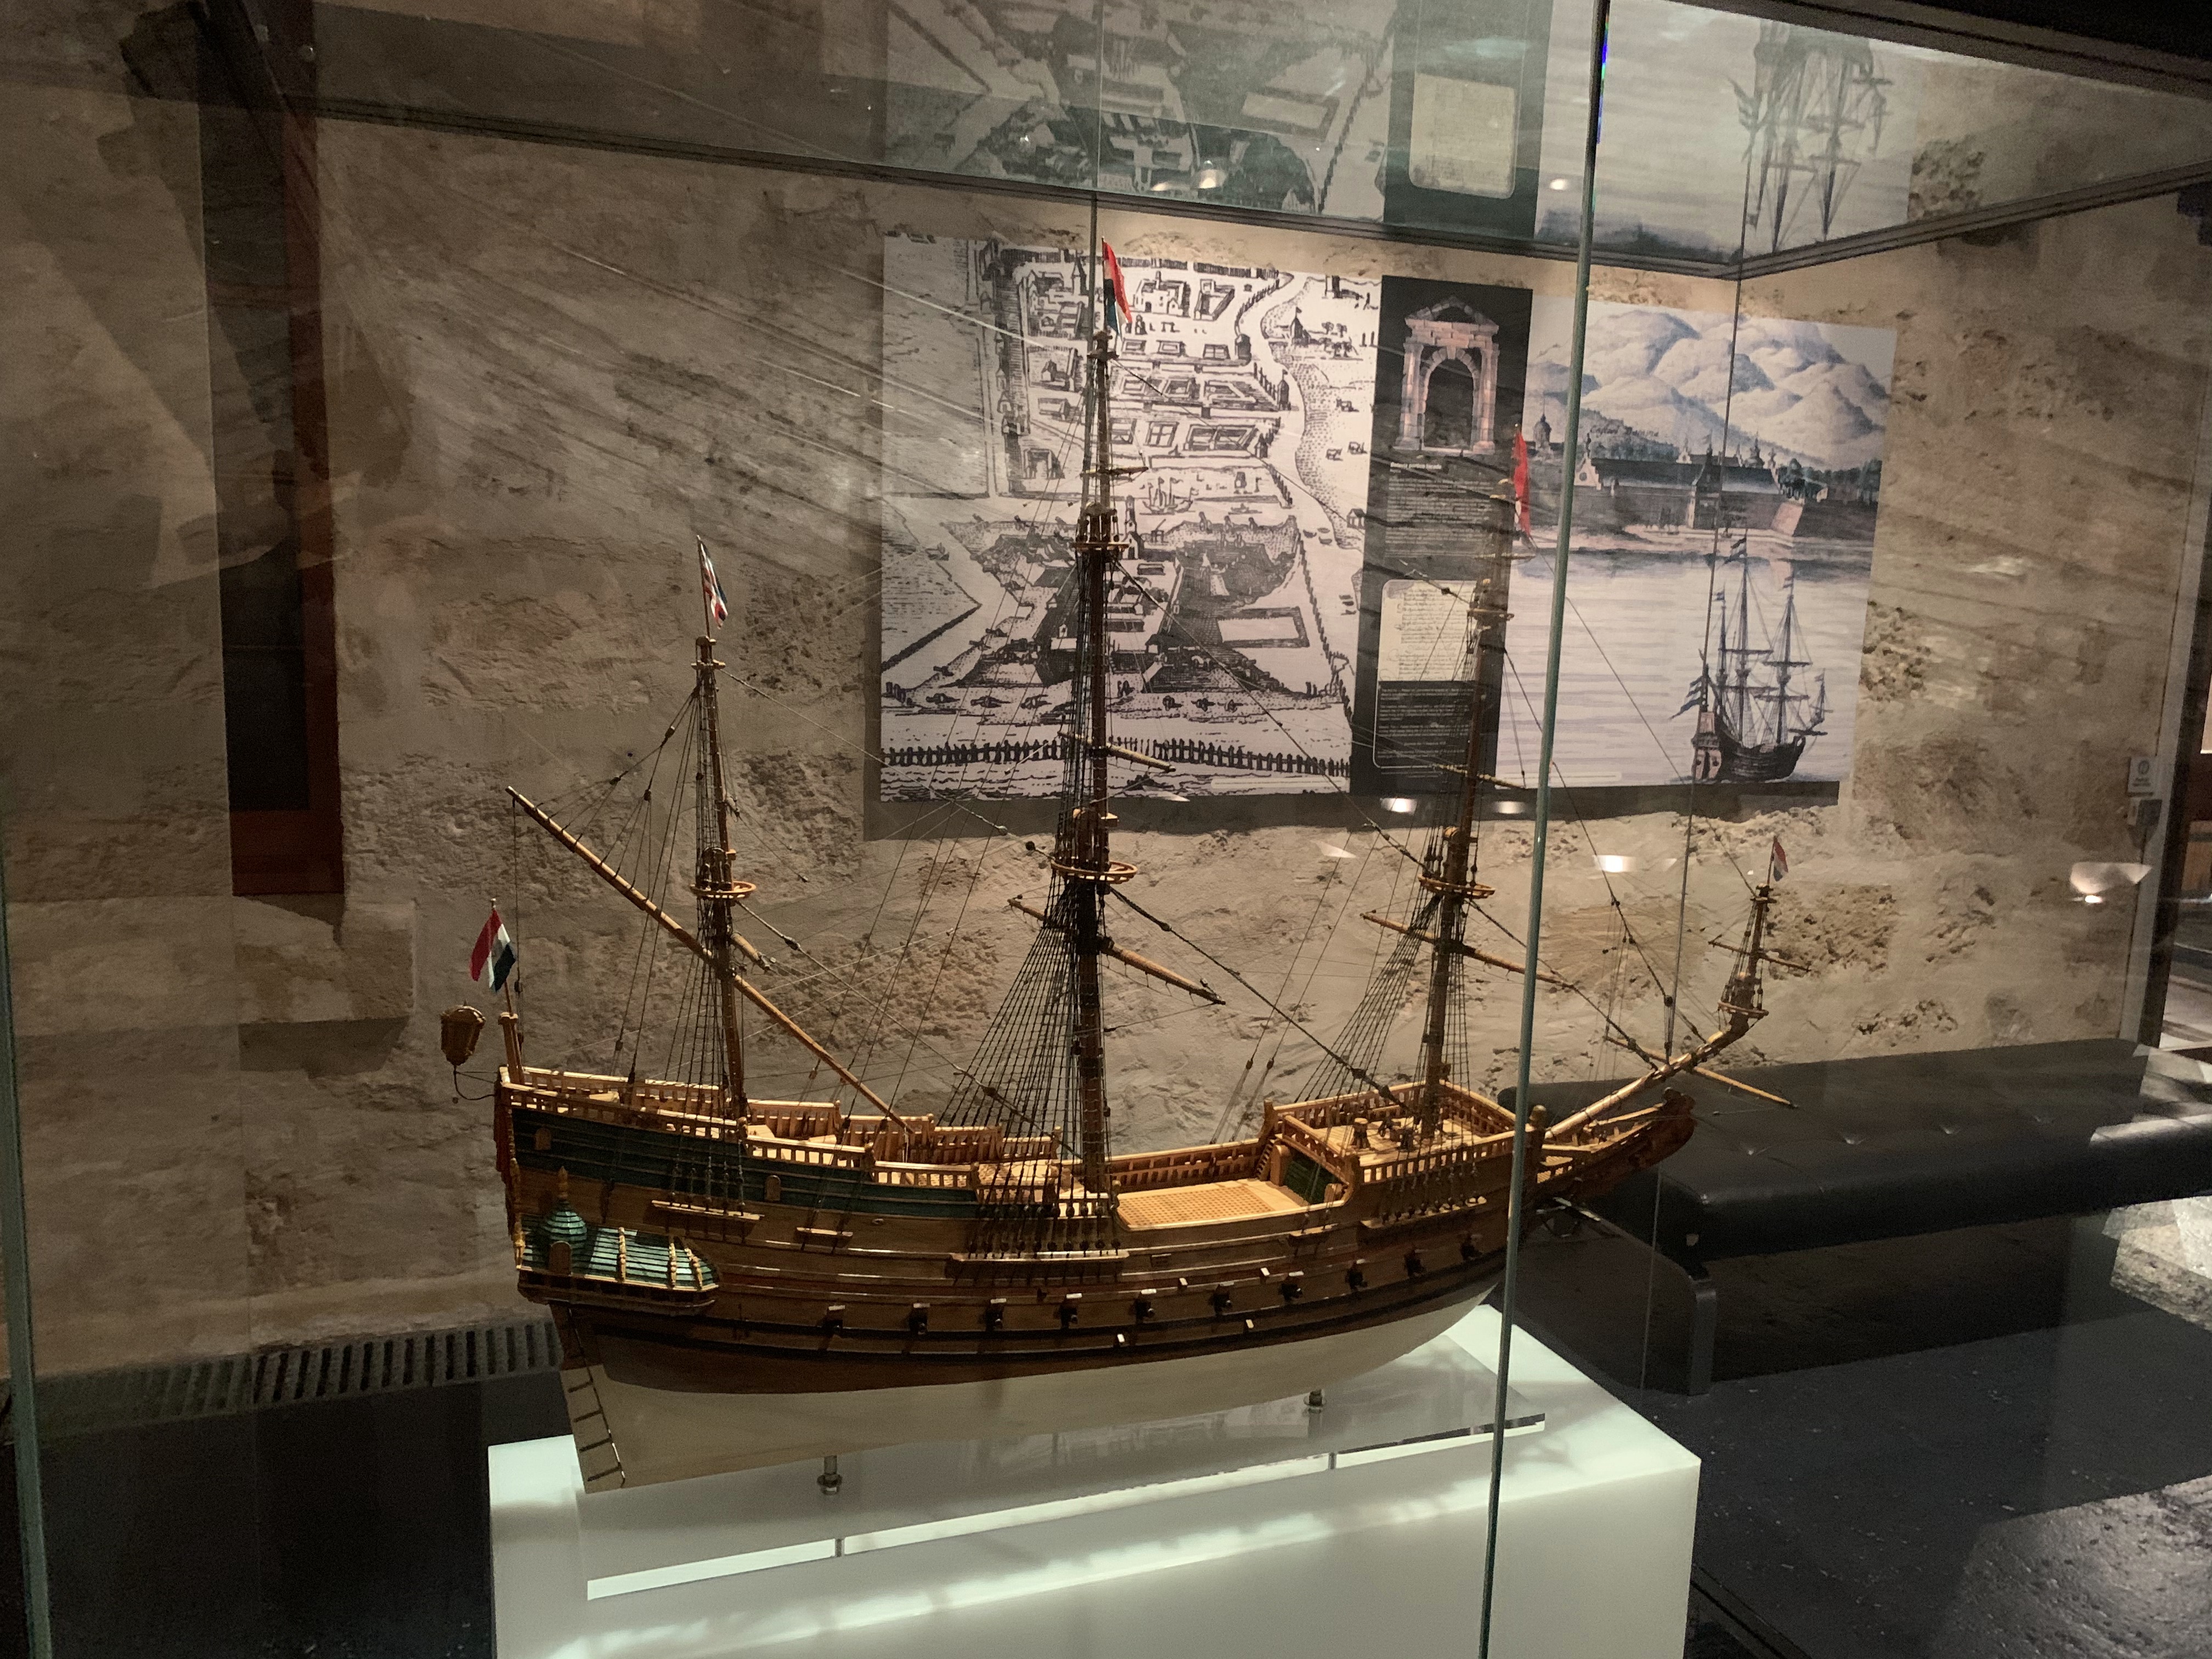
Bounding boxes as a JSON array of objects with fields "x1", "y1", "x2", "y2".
[{"x1": 3, "y1": 1318, "x2": 562, "y2": 1441}]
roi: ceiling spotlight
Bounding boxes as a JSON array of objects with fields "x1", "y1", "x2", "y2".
[
  {"x1": 1384, "y1": 797, "x2": 1418, "y2": 815},
  {"x1": 1493, "y1": 801, "x2": 1530, "y2": 817},
  {"x1": 1195, "y1": 165, "x2": 1226, "y2": 190},
  {"x1": 1547, "y1": 177, "x2": 1571, "y2": 191},
  {"x1": 1592, "y1": 853, "x2": 1637, "y2": 873}
]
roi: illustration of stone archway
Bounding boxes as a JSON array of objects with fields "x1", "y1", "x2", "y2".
[{"x1": 1396, "y1": 301, "x2": 1500, "y2": 456}]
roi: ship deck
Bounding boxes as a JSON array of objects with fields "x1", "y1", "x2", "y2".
[{"x1": 1116, "y1": 1178, "x2": 1308, "y2": 1229}]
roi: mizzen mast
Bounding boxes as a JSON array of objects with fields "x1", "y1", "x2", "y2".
[{"x1": 1412, "y1": 492, "x2": 1513, "y2": 1137}]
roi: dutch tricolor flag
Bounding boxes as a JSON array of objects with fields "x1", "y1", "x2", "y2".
[
  {"x1": 1101, "y1": 241, "x2": 1131, "y2": 331},
  {"x1": 698, "y1": 535, "x2": 730, "y2": 630},
  {"x1": 470, "y1": 907, "x2": 517, "y2": 992}
]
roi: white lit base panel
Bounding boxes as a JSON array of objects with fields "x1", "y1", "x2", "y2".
[{"x1": 490, "y1": 1307, "x2": 1699, "y2": 1659}]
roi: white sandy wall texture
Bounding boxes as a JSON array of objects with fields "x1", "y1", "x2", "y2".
[
  {"x1": 6, "y1": 68, "x2": 2212, "y2": 1367},
  {"x1": 2, "y1": 46, "x2": 260, "y2": 1375}
]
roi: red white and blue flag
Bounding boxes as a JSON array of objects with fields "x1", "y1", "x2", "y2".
[
  {"x1": 697, "y1": 535, "x2": 730, "y2": 630},
  {"x1": 1769, "y1": 838, "x2": 1788, "y2": 883},
  {"x1": 1101, "y1": 241, "x2": 1131, "y2": 331},
  {"x1": 470, "y1": 907, "x2": 517, "y2": 992}
]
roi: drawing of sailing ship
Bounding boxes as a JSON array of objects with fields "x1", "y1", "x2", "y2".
[
  {"x1": 1686, "y1": 539, "x2": 1828, "y2": 784},
  {"x1": 449, "y1": 276, "x2": 1790, "y2": 1489}
]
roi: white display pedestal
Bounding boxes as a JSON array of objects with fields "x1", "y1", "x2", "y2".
[{"x1": 491, "y1": 1308, "x2": 1699, "y2": 1658}]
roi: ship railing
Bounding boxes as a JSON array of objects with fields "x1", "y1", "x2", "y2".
[
  {"x1": 1267, "y1": 1114, "x2": 1363, "y2": 1186},
  {"x1": 975, "y1": 1187, "x2": 1059, "y2": 1214},
  {"x1": 843, "y1": 1119, "x2": 1008, "y2": 1166},
  {"x1": 511, "y1": 1068, "x2": 876, "y2": 1129},
  {"x1": 974, "y1": 1171, "x2": 1064, "y2": 1212},
  {"x1": 752, "y1": 1103, "x2": 846, "y2": 1141},
  {"x1": 506, "y1": 1075, "x2": 720, "y2": 1130},
  {"x1": 512, "y1": 1067, "x2": 715, "y2": 1108},
  {"x1": 627, "y1": 1079, "x2": 727, "y2": 1115},
  {"x1": 873, "y1": 1162, "x2": 978, "y2": 1189},
  {"x1": 1272, "y1": 1082, "x2": 1511, "y2": 1127},
  {"x1": 1108, "y1": 1143, "x2": 1263, "y2": 1192},
  {"x1": 1360, "y1": 1131, "x2": 1534, "y2": 1225},
  {"x1": 744, "y1": 1133, "x2": 877, "y2": 1174},
  {"x1": 1266, "y1": 1091, "x2": 1388, "y2": 1129},
  {"x1": 1363, "y1": 1135, "x2": 1516, "y2": 1188},
  {"x1": 974, "y1": 1160, "x2": 1120, "y2": 1215},
  {"x1": 511, "y1": 1066, "x2": 645, "y2": 1107}
]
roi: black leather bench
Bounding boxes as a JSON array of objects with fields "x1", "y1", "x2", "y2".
[{"x1": 1514, "y1": 1038, "x2": 2212, "y2": 1391}]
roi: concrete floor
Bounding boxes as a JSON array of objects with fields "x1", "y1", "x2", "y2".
[
  {"x1": 2158, "y1": 973, "x2": 2212, "y2": 1049},
  {"x1": 1520, "y1": 1215, "x2": 2212, "y2": 1659},
  {"x1": 5, "y1": 1375, "x2": 567, "y2": 1659}
]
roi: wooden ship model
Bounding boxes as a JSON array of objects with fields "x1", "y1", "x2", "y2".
[{"x1": 458, "y1": 298, "x2": 1786, "y2": 1489}]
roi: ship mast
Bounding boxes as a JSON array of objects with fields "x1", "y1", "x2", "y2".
[
  {"x1": 1732, "y1": 542, "x2": 1754, "y2": 743},
  {"x1": 506, "y1": 579, "x2": 911, "y2": 1124},
  {"x1": 693, "y1": 635, "x2": 753, "y2": 1110},
  {"x1": 1056, "y1": 313, "x2": 1134, "y2": 1197},
  {"x1": 1412, "y1": 493, "x2": 1513, "y2": 1137},
  {"x1": 1769, "y1": 563, "x2": 1816, "y2": 738},
  {"x1": 1771, "y1": 566, "x2": 1796, "y2": 727}
]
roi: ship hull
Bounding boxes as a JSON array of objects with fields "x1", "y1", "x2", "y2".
[
  {"x1": 568, "y1": 1291, "x2": 1489, "y2": 1486},
  {"x1": 496, "y1": 1066, "x2": 1691, "y2": 1487},
  {"x1": 561, "y1": 1241, "x2": 1500, "y2": 1395},
  {"x1": 1714, "y1": 725, "x2": 1805, "y2": 783}
]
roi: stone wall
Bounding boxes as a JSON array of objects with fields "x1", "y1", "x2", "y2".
[
  {"x1": 2, "y1": 13, "x2": 257, "y2": 1372},
  {"x1": 5, "y1": 24, "x2": 2212, "y2": 1368}
]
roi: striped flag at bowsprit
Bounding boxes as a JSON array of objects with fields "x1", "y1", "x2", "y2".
[{"x1": 470, "y1": 907, "x2": 517, "y2": 992}]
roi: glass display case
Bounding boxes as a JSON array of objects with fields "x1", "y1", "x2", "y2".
[{"x1": 6, "y1": 1, "x2": 2212, "y2": 1655}]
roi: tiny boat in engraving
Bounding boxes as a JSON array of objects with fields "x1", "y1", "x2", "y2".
[{"x1": 1686, "y1": 535, "x2": 1828, "y2": 784}]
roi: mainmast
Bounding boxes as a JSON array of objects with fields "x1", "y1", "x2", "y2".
[
  {"x1": 693, "y1": 635, "x2": 752, "y2": 1110},
  {"x1": 1769, "y1": 564, "x2": 1816, "y2": 738},
  {"x1": 1053, "y1": 317, "x2": 1136, "y2": 1197},
  {"x1": 1412, "y1": 489, "x2": 1514, "y2": 1137}
]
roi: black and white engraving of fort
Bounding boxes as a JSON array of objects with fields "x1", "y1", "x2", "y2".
[
  {"x1": 872, "y1": 0, "x2": 1397, "y2": 219},
  {"x1": 879, "y1": 236, "x2": 1376, "y2": 800}
]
